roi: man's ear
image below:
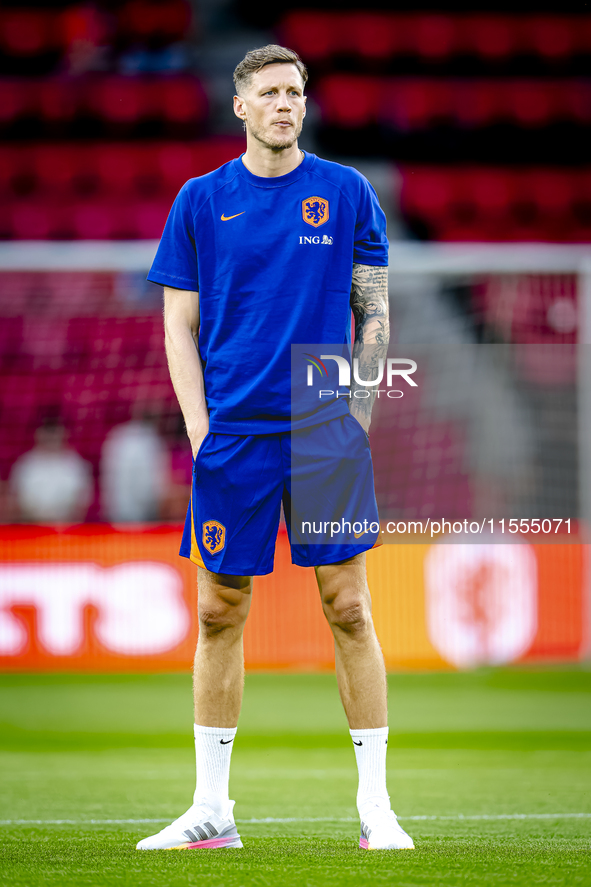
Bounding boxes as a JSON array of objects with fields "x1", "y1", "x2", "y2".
[{"x1": 233, "y1": 95, "x2": 246, "y2": 122}]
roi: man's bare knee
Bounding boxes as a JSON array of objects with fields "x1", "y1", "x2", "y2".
[
  {"x1": 316, "y1": 555, "x2": 372, "y2": 636},
  {"x1": 323, "y1": 591, "x2": 370, "y2": 636},
  {"x1": 197, "y1": 569, "x2": 252, "y2": 638}
]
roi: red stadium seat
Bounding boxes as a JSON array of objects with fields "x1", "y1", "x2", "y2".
[
  {"x1": 72, "y1": 201, "x2": 120, "y2": 240},
  {"x1": 86, "y1": 77, "x2": 146, "y2": 125},
  {"x1": 527, "y1": 170, "x2": 574, "y2": 216},
  {"x1": 577, "y1": 16, "x2": 591, "y2": 54},
  {"x1": 409, "y1": 14, "x2": 458, "y2": 60},
  {"x1": 461, "y1": 15, "x2": 516, "y2": 60},
  {"x1": 438, "y1": 218, "x2": 503, "y2": 242},
  {"x1": 400, "y1": 167, "x2": 456, "y2": 219},
  {"x1": 119, "y1": 0, "x2": 191, "y2": 43},
  {"x1": 570, "y1": 170, "x2": 591, "y2": 241},
  {"x1": 465, "y1": 168, "x2": 512, "y2": 217},
  {"x1": 0, "y1": 10, "x2": 57, "y2": 57},
  {"x1": 30, "y1": 144, "x2": 80, "y2": 194},
  {"x1": 0, "y1": 80, "x2": 34, "y2": 125},
  {"x1": 93, "y1": 144, "x2": 139, "y2": 193},
  {"x1": 127, "y1": 145, "x2": 165, "y2": 194},
  {"x1": 562, "y1": 81, "x2": 591, "y2": 124},
  {"x1": 131, "y1": 200, "x2": 169, "y2": 239},
  {"x1": 158, "y1": 77, "x2": 208, "y2": 124},
  {"x1": 316, "y1": 75, "x2": 379, "y2": 127},
  {"x1": 384, "y1": 80, "x2": 452, "y2": 129},
  {"x1": 59, "y1": 4, "x2": 107, "y2": 53},
  {"x1": 575, "y1": 169, "x2": 591, "y2": 201},
  {"x1": 279, "y1": 11, "x2": 339, "y2": 61},
  {"x1": 9, "y1": 200, "x2": 55, "y2": 240},
  {"x1": 347, "y1": 12, "x2": 399, "y2": 61},
  {"x1": 507, "y1": 81, "x2": 553, "y2": 127},
  {"x1": 0, "y1": 317, "x2": 23, "y2": 366},
  {"x1": 157, "y1": 143, "x2": 195, "y2": 191},
  {"x1": 188, "y1": 138, "x2": 244, "y2": 177},
  {"x1": 0, "y1": 147, "x2": 21, "y2": 193},
  {"x1": 527, "y1": 16, "x2": 576, "y2": 60},
  {"x1": 453, "y1": 81, "x2": 504, "y2": 126},
  {"x1": 37, "y1": 79, "x2": 78, "y2": 125}
]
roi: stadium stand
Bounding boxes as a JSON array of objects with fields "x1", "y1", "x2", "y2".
[
  {"x1": 275, "y1": 6, "x2": 590, "y2": 237},
  {"x1": 0, "y1": 0, "x2": 588, "y2": 527},
  {"x1": 278, "y1": 12, "x2": 591, "y2": 69},
  {"x1": 398, "y1": 167, "x2": 591, "y2": 242},
  {"x1": 0, "y1": 75, "x2": 209, "y2": 138},
  {"x1": 314, "y1": 76, "x2": 591, "y2": 129},
  {"x1": 0, "y1": 0, "x2": 193, "y2": 73},
  {"x1": 0, "y1": 139, "x2": 243, "y2": 239}
]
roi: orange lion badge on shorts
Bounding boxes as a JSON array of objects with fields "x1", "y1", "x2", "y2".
[
  {"x1": 202, "y1": 520, "x2": 226, "y2": 554},
  {"x1": 302, "y1": 196, "x2": 329, "y2": 227}
]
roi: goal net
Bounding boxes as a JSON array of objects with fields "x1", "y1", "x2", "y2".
[{"x1": 371, "y1": 243, "x2": 591, "y2": 541}]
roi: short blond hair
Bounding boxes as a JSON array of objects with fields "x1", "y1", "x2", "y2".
[{"x1": 233, "y1": 44, "x2": 308, "y2": 96}]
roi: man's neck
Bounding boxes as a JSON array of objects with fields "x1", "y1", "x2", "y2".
[{"x1": 241, "y1": 140, "x2": 303, "y2": 178}]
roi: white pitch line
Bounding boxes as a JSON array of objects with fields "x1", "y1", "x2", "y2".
[{"x1": 0, "y1": 813, "x2": 589, "y2": 826}]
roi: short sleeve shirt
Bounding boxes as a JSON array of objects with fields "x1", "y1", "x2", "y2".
[{"x1": 148, "y1": 152, "x2": 388, "y2": 434}]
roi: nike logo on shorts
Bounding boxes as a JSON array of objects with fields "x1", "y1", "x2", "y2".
[
  {"x1": 221, "y1": 212, "x2": 245, "y2": 221},
  {"x1": 354, "y1": 530, "x2": 367, "y2": 538}
]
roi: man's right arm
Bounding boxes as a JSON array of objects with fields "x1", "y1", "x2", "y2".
[{"x1": 163, "y1": 285, "x2": 209, "y2": 457}]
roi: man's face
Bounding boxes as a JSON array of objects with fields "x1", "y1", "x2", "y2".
[{"x1": 234, "y1": 63, "x2": 306, "y2": 151}]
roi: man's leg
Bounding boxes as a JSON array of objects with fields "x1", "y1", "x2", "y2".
[
  {"x1": 316, "y1": 552, "x2": 414, "y2": 850},
  {"x1": 316, "y1": 553, "x2": 386, "y2": 728},
  {"x1": 137, "y1": 568, "x2": 252, "y2": 850},
  {"x1": 194, "y1": 567, "x2": 253, "y2": 727},
  {"x1": 192, "y1": 568, "x2": 252, "y2": 812}
]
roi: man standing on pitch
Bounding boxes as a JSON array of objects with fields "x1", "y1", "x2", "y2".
[{"x1": 137, "y1": 45, "x2": 414, "y2": 853}]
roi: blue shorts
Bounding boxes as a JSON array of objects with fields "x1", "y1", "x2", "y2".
[{"x1": 180, "y1": 412, "x2": 380, "y2": 575}]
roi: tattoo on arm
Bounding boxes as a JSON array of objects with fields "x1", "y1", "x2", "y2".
[
  {"x1": 350, "y1": 264, "x2": 390, "y2": 432},
  {"x1": 350, "y1": 264, "x2": 389, "y2": 345}
]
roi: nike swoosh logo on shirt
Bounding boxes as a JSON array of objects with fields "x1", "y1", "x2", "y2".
[
  {"x1": 221, "y1": 212, "x2": 245, "y2": 221},
  {"x1": 354, "y1": 530, "x2": 367, "y2": 538}
]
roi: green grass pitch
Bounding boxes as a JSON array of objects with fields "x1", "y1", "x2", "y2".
[{"x1": 0, "y1": 667, "x2": 589, "y2": 886}]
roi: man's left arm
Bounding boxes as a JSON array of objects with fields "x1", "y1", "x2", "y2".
[{"x1": 349, "y1": 263, "x2": 390, "y2": 433}]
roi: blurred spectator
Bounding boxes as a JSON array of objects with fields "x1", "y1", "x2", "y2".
[
  {"x1": 101, "y1": 404, "x2": 169, "y2": 522},
  {"x1": 62, "y1": 3, "x2": 110, "y2": 74},
  {"x1": 9, "y1": 418, "x2": 93, "y2": 523}
]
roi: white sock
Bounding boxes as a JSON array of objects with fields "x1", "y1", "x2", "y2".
[
  {"x1": 350, "y1": 726, "x2": 390, "y2": 817},
  {"x1": 193, "y1": 724, "x2": 237, "y2": 817}
]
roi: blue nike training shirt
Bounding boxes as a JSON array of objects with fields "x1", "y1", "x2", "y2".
[{"x1": 147, "y1": 151, "x2": 388, "y2": 434}]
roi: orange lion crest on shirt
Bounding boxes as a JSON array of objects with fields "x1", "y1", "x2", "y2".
[{"x1": 302, "y1": 196, "x2": 329, "y2": 227}]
